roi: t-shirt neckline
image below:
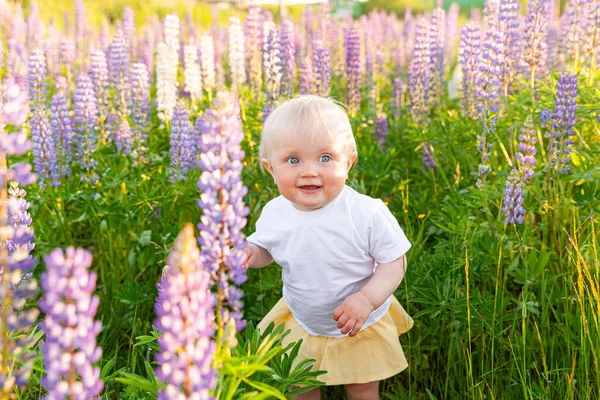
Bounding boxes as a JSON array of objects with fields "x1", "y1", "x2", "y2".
[{"x1": 284, "y1": 185, "x2": 348, "y2": 216}]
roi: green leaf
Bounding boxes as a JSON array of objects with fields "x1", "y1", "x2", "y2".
[
  {"x1": 240, "y1": 378, "x2": 286, "y2": 400},
  {"x1": 115, "y1": 372, "x2": 159, "y2": 393}
]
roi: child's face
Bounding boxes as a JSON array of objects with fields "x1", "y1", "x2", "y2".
[{"x1": 262, "y1": 135, "x2": 357, "y2": 212}]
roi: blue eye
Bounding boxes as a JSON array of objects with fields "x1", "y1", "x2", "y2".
[
  {"x1": 319, "y1": 155, "x2": 331, "y2": 163},
  {"x1": 287, "y1": 156, "x2": 300, "y2": 164}
]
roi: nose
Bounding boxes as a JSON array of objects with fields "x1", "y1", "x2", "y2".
[{"x1": 300, "y1": 162, "x2": 318, "y2": 177}]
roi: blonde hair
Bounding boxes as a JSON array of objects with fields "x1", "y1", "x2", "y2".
[{"x1": 260, "y1": 95, "x2": 358, "y2": 163}]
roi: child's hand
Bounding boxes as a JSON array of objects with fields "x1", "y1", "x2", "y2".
[
  {"x1": 333, "y1": 292, "x2": 374, "y2": 337},
  {"x1": 242, "y1": 243, "x2": 258, "y2": 268}
]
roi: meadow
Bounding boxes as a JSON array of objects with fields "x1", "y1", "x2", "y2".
[{"x1": 0, "y1": 0, "x2": 599, "y2": 399}]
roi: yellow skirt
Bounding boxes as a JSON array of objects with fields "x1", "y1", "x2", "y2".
[{"x1": 257, "y1": 296, "x2": 414, "y2": 386}]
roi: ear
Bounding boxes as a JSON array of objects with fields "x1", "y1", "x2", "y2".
[
  {"x1": 261, "y1": 158, "x2": 275, "y2": 178},
  {"x1": 346, "y1": 152, "x2": 358, "y2": 172}
]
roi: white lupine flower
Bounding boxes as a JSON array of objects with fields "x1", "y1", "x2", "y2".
[
  {"x1": 155, "y1": 15, "x2": 180, "y2": 123},
  {"x1": 200, "y1": 35, "x2": 216, "y2": 93},
  {"x1": 163, "y1": 14, "x2": 180, "y2": 57},
  {"x1": 228, "y1": 17, "x2": 246, "y2": 89},
  {"x1": 156, "y1": 42, "x2": 178, "y2": 122},
  {"x1": 184, "y1": 44, "x2": 203, "y2": 101}
]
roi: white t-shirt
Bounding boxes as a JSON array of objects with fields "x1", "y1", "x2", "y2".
[{"x1": 247, "y1": 185, "x2": 412, "y2": 338}]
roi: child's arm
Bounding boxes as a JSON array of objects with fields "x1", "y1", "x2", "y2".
[
  {"x1": 333, "y1": 255, "x2": 407, "y2": 337},
  {"x1": 359, "y1": 254, "x2": 407, "y2": 310},
  {"x1": 242, "y1": 242, "x2": 273, "y2": 269}
]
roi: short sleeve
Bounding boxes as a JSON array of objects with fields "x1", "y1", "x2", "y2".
[
  {"x1": 368, "y1": 200, "x2": 412, "y2": 264},
  {"x1": 246, "y1": 207, "x2": 271, "y2": 253}
]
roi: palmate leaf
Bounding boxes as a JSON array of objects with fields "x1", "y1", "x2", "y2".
[{"x1": 262, "y1": 339, "x2": 326, "y2": 397}]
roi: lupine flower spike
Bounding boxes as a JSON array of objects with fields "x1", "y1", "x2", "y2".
[
  {"x1": 0, "y1": 83, "x2": 38, "y2": 396},
  {"x1": 197, "y1": 91, "x2": 249, "y2": 331},
  {"x1": 549, "y1": 74, "x2": 578, "y2": 174},
  {"x1": 516, "y1": 115, "x2": 537, "y2": 181},
  {"x1": 154, "y1": 223, "x2": 216, "y2": 399},
  {"x1": 502, "y1": 169, "x2": 525, "y2": 224},
  {"x1": 39, "y1": 247, "x2": 104, "y2": 399}
]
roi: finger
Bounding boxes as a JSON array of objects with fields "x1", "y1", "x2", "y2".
[
  {"x1": 348, "y1": 320, "x2": 364, "y2": 337},
  {"x1": 340, "y1": 319, "x2": 356, "y2": 335},
  {"x1": 336, "y1": 313, "x2": 349, "y2": 329},
  {"x1": 333, "y1": 306, "x2": 343, "y2": 321}
]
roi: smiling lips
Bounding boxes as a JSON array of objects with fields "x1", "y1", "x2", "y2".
[{"x1": 298, "y1": 185, "x2": 322, "y2": 193}]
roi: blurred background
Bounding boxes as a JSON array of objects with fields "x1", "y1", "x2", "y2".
[{"x1": 11, "y1": 0, "x2": 569, "y2": 29}]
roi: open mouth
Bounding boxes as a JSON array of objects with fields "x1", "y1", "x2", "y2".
[{"x1": 298, "y1": 185, "x2": 322, "y2": 193}]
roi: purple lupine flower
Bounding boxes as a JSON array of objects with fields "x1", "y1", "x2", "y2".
[
  {"x1": 154, "y1": 224, "x2": 216, "y2": 399},
  {"x1": 475, "y1": 25, "x2": 504, "y2": 116},
  {"x1": 197, "y1": 91, "x2": 249, "y2": 330},
  {"x1": 1, "y1": 82, "x2": 28, "y2": 126},
  {"x1": 558, "y1": 1, "x2": 586, "y2": 67},
  {"x1": 374, "y1": 112, "x2": 388, "y2": 148},
  {"x1": 372, "y1": 50, "x2": 384, "y2": 103},
  {"x1": 392, "y1": 77, "x2": 404, "y2": 118},
  {"x1": 458, "y1": 22, "x2": 481, "y2": 118},
  {"x1": 108, "y1": 30, "x2": 130, "y2": 117},
  {"x1": 497, "y1": 0, "x2": 521, "y2": 97},
  {"x1": 516, "y1": 115, "x2": 538, "y2": 181},
  {"x1": 544, "y1": 24, "x2": 559, "y2": 75},
  {"x1": 279, "y1": 19, "x2": 296, "y2": 98},
  {"x1": 73, "y1": 74, "x2": 99, "y2": 182},
  {"x1": 364, "y1": 36, "x2": 374, "y2": 95},
  {"x1": 27, "y1": 49, "x2": 47, "y2": 113},
  {"x1": 122, "y1": 6, "x2": 136, "y2": 59},
  {"x1": 0, "y1": 83, "x2": 38, "y2": 395},
  {"x1": 30, "y1": 111, "x2": 59, "y2": 188},
  {"x1": 550, "y1": 74, "x2": 578, "y2": 174},
  {"x1": 228, "y1": 17, "x2": 247, "y2": 91},
  {"x1": 5, "y1": 39, "x2": 28, "y2": 95},
  {"x1": 200, "y1": 35, "x2": 216, "y2": 96},
  {"x1": 540, "y1": 108, "x2": 553, "y2": 125},
  {"x1": 408, "y1": 20, "x2": 432, "y2": 123},
  {"x1": 60, "y1": 39, "x2": 75, "y2": 72},
  {"x1": 115, "y1": 118, "x2": 132, "y2": 156},
  {"x1": 301, "y1": 5, "x2": 315, "y2": 56},
  {"x1": 474, "y1": 7, "x2": 505, "y2": 188},
  {"x1": 502, "y1": 169, "x2": 525, "y2": 224},
  {"x1": 98, "y1": 20, "x2": 110, "y2": 53},
  {"x1": 184, "y1": 44, "x2": 203, "y2": 101},
  {"x1": 43, "y1": 26, "x2": 60, "y2": 77},
  {"x1": 89, "y1": 50, "x2": 109, "y2": 121},
  {"x1": 129, "y1": 63, "x2": 150, "y2": 164},
  {"x1": 262, "y1": 21, "x2": 282, "y2": 120},
  {"x1": 39, "y1": 247, "x2": 103, "y2": 399},
  {"x1": 244, "y1": 6, "x2": 263, "y2": 93},
  {"x1": 312, "y1": 39, "x2": 330, "y2": 97},
  {"x1": 523, "y1": 0, "x2": 550, "y2": 87},
  {"x1": 299, "y1": 56, "x2": 316, "y2": 95},
  {"x1": 169, "y1": 101, "x2": 195, "y2": 183},
  {"x1": 345, "y1": 26, "x2": 362, "y2": 116},
  {"x1": 422, "y1": 142, "x2": 436, "y2": 170},
  {"x1": 583, "y1": 0, "x2": 600, "y2": 69},
  {"x1": 429, "y1": 8, "x2": 446, "y2": 106},
  {"x1": 139, "y1": 28, "x2": 155, "y2": 80}
]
